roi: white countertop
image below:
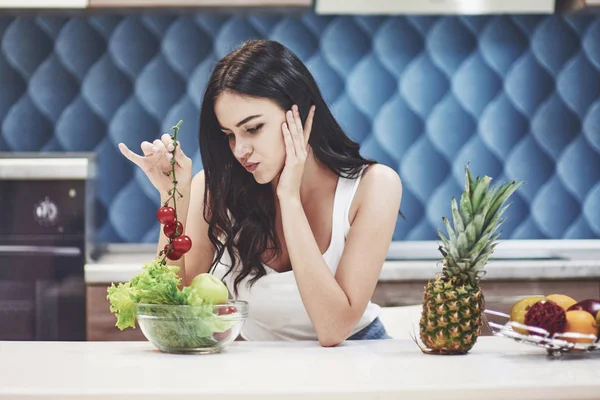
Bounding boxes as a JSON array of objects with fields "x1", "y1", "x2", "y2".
[
  {"x1": 1, "y1": 337, "x2": 599, "y2": 400},
  {"x1": 85, "y1": 240, "x2": 600, "y2": 284}
]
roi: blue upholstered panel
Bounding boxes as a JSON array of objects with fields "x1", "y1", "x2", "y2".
[{"x1": 1, "y1": 11, "x2": 599, "y2": 242}]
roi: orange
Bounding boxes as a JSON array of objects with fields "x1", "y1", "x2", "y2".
[
  {"x1": 563, "y1": 310, "x2": 598, "y2": 344},
  {"x1": 545, "y1": 294, "x2": 577, "y2": 311}
]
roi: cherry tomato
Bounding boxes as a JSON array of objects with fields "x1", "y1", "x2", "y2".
[
  {"x1": 167, "y1": 252, "x2": 183, "y2": 260},
  {"x1": 213, "y1": 329, "x2": 231, "y2": 341},
  {"x1": 218, "y1": 306, "x2": 237, "y2": 315},
  {"x1": 163, "y1": 221, "x2": 183, "y2": 238},
  {"x1": 157, "y1": 206, "x2": 176, "y2": 225},
  {"x1": 172, "y1": 235, "x2": 192, "y2": 253},
  {"x1": 162, "y1": 244, "x2": 182, "y2": 260},
  {"x1": 166, "y1": 249, "x2": 183, "y2": 260}
]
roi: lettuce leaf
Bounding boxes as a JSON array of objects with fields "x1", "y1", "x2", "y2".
[
  {"x1": 106, "y1": 281, "x2": 139, "y2": 330},
  {"x1": 106, "y1": 260, "x2": 185, "y2": 330}
]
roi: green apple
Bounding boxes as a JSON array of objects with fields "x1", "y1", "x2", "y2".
[{"x1": 190, "y1": 273, "x2": 229, "y2": 305}]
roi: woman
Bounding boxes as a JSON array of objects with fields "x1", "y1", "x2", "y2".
[{"x1": 118, "y1": 39, "x2": 403, "y2": 346}]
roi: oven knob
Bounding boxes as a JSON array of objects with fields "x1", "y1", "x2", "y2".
[{"x1": 34, "y1": 197, "x2": 59, "y2": 227}]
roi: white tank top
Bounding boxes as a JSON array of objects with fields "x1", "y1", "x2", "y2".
[{"x1": 212, "y1": 168, "x2": 381, "y2": 341}]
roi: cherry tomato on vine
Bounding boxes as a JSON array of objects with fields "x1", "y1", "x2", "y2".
[
  {"x1": 163, "y1": 221, "x2": 183, "y2": 238},
  {"x1": 172, "y1": 235, "x2": 192, "y2": 253},
  {"x1": 164, "y1": 244, "x2": 183, "y2": 260},
  {"x1": 167, "y1": 251, "x2": 183, "y2": 260},
  {"x1": 157, "y1": 206, "x2": 176, "y2": 225}
]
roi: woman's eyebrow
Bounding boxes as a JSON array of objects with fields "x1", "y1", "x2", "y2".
[{"x1": 220, "y1": 115, "x2": 262, "y2": 130}]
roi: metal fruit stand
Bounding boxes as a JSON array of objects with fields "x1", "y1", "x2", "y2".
[{"x1": 484, "y1": 309, "x2": 600, "y2": 358}]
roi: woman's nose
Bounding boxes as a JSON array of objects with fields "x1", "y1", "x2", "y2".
[{"x1": 234, "y1": 139, "x2": 251, "y2": 158}]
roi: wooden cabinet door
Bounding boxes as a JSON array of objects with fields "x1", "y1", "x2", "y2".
[{"x1": 86, "y1": 285, "x2": 146, "y2": 341}]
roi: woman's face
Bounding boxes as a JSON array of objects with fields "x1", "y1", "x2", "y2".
[{"x1": 214, "y1": 91, "x2": 287, "y2": 184}]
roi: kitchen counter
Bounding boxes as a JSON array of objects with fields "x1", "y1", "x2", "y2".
[
  {"x1": 1, "y1": 337, "x2": 599, "y2": 400},
  {"x1": 85, "y1": 240, "x2": 600, "y2": 284}
]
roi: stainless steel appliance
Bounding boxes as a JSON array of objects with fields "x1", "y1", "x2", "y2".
[{"x1": 0, "y1": 153, "x2": 95, "y2": 341}]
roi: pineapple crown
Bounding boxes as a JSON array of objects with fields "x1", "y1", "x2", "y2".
[{"x1": 438, "y1": 164, "x2": 523, "y2": 285}]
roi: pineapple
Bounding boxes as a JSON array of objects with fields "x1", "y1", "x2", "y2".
[{"x1": 418, "y1": 165, "x2": 523, "y2": 354}]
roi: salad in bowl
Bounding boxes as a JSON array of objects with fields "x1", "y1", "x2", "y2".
[{"x1": 107, "y1": 261, "x2": 248, "y2": 354}]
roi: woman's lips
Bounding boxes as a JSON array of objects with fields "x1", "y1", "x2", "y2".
[{"x1": 245, "y1": 162, "x2": 259, "y2": 172}]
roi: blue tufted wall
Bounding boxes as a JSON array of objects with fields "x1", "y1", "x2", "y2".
[{"x1": 1, "y1": 10, "x2": 599, "y2": 243}]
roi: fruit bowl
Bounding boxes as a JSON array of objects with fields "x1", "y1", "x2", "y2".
[
  {"x1": 136, "y1": 300, "x2": 248, "y2": 354},
  {"x1": 484, "y1": 309, "x2": 599, "y2": 358}
]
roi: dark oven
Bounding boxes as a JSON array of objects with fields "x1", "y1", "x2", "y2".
[{"x1": 0, "y1": 153, "x2": 95, "y2": 341}]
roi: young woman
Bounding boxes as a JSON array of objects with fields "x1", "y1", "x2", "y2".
[{"x1": 118, "y1": 39, "x2": 403, "y2": 346}]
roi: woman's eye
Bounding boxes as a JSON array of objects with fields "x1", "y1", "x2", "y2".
[{"x1": 246, "y1": 123, "x2": 263, "y2": 134}]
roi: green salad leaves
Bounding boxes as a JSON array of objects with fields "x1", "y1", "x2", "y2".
[
  {"x1": 106, "y1": 260, "x2": 191, "y2": 329},
  {"x1": 106, "y1": 261, "x2": 235, "y2": 349}
]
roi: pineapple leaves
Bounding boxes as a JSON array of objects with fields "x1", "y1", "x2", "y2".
[
  {"x1": 437, "y1": 164, "x2": 523, "y2": 286},
  {"x1": 459, "y1": 191, "x2": 473, "y2": 227},
  {"x1": 470, "y1": 176, "x2": 491, "y2": 212},
  {"x1": 465, "y1": 221, "x2": 477, "y2": 247},
  {"x1": 451, "y1": 197, "x2": 465, "y2": 235},
  {"x1": 485, "y1": 181, "x2": 523, "y2": 226},
  {"x1": 442, "y1": 217, "x2": 456, "y2": 243},
  {"x1": 438, "y1": 231, "x2": 451, "y2": 252},
  {"x1": 474, "y1": 235, "x2": 499, "y2": 263},
  {"x1": 475, "y1": 185, "x2": 495, "y2": 220},
  {"x1": 465, "y1": 164, "x2": 475, "y2": 198},
  {"x1": 472, "y1": 214, "x2": 485, "y2": 238},
  {"x1": 457, "y1": 232, "x2": 468, "y2": 258},
  {"x1": 449, "y1": 244, "x2": 461, "y2": 262}
]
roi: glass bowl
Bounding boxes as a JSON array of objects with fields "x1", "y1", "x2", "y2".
[{"x1": 136, "y1": 300, "x2": 248, "y2": 354}]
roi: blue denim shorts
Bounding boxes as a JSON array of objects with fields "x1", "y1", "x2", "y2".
[{"x1": 347, "y1": 317, "x2": 392, "y2": 340}]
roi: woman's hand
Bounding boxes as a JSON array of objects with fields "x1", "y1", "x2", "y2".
[
  {"x1": 118, "y1": 133, "x2": 193, "y2": 195},
  {"x1": 276, "y1": 104, "x2": 316, "y2": 200}
]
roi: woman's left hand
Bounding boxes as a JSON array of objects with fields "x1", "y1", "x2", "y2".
[{"x1": 277, "y1": 104, "x2": 316, "y2": 200}]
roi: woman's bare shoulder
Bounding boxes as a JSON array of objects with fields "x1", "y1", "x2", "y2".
[
  {"x1": 349, "y1": 164, "x2": 402, "y2": 224},
  {"x1": 362, "y1": 164, "x2": 401, "y2": 189}
]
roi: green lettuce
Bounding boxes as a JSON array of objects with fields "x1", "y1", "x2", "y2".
[
  {"x1": 106, "y1": 281, "x2": 139, "y2": 330},
  {"x1": 106, "y1": 260, "x2": 237, "y2": 347},
  {"x1": 106, "y1": 260, "x2": 185, "y2": 329}
]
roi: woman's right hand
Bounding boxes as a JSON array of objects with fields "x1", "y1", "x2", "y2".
[{"x1": 118, "y1": 134, "x2": 193, "y2": 195}]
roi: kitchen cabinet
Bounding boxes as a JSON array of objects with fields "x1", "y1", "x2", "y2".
[
  {"x1": 86, "y1": 285, "x2": 146, "y2": 341},
  {"x1": 373, "y1": 280, "x2": 600, "y2": 308}
]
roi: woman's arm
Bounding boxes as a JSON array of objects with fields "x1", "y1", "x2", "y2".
[{"x1": 280, "y1": 164, "x2": 402, "y2": 347}]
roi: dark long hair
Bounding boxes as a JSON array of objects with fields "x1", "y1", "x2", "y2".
[{"x1": 199, "y1": 39, "x2": 376, "y2": 296}]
